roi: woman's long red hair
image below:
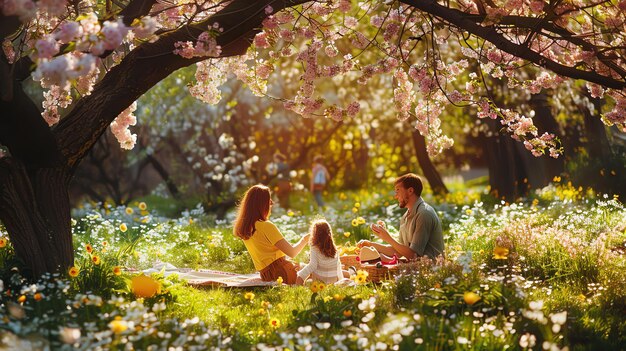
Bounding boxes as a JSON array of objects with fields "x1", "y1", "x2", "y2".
[
  {"x1": 234, "y1": 185, "x2": 271, "y2": 240},
  {"x1": 310, "y1": 220, "x2": 337, "y2": 258}
]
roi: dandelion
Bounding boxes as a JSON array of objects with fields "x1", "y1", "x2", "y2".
[
  {"x1": 91, "y1": 255, "x2": 101, "y2": 265},
  {"x1": 0, "y1": 238, "x2": 8, "y2": 248},
  {"x1": 138, "y1": 202, "x2": 147, "y2": 211},
  {"x1": 68, "y1": 266, "x2": 80, "y2": 277},
  {"x1": 34, "y1": 293, "x2": 43, "y2": 301},
  {"x1": 244, "y1": 292, "x2": 255, "y2": 300},
  {"x1": 269, "y1": 318, "x2": 281, "y2": 328},
  {"x1": 113, "y1": 266, "x2": 122, "y2": 276},
  {"x1": 463, "y1": 291, "x2": 481, "y2": 305},
  {"x1": 493, "y1": 246, "x2": 509, "y2": 259},
  {"x1": 344, "y1": 232, "x2": 351, "y2": 238},
  {"x1": 343, "y1": 309, "x2": 352, "y2": 317},
  {"x1": 125, "y1": 207, "x2": 134, "y2": 215},
  {"x1": 276, "y1": 276, "x2": 283, "y2": 286},
  {"x1": 109, "y1": 317, "x2": 128, "y2": 334},
  {"x1": 119, "y1": 223, "x2": 128, "y2": 232}
]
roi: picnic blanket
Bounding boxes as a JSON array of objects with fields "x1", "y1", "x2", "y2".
[{"x1": 142, "y1": 262, "x2": 275, "y2": 288}]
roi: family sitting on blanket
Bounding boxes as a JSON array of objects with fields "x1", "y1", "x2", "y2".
[{"x1": 233, "y1": 173, "x2": 444, "y2": 285}]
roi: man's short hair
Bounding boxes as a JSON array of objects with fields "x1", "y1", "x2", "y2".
[{"x1": 395, "y1": 173, "x2": 423, "y2": 197}]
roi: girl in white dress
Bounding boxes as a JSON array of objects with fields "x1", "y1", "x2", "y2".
[{"x1": 296, "y1": 220, "x2": 344, "y2": 284}]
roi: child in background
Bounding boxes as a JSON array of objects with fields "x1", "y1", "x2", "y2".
[{"x1": 296, "y1": 220, "x2": 347, "y2": 284}]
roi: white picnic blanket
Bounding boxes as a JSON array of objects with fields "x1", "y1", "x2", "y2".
[{"x1": 142, "y1": 262, "x2": 275, "y2": 288}]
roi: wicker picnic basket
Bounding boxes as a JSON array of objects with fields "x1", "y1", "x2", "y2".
[
  {"x1": 339, "y1": 255, "x2": 360, "y2": 268},
  {"x1": 360, "y1": 263, "x2": 402, "y2": 282}
]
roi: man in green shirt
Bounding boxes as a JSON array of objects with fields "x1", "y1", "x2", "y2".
[{"x1": 358, "y1": 173, "x2": 444, "y2": 260}]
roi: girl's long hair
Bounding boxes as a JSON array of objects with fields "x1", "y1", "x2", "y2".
[
  {"x1": 310, "y1": 220, "x2": 337, "y2": 258},
  {"x1": 234, "y1": 185, "x2": 271, "y2": 240}
]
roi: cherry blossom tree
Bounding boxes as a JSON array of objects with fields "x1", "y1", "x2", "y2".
[{"x1": 1, "y1": 0, "x2": 626, "y2": 276}]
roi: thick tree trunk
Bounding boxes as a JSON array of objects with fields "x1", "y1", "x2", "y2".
[
  {"x1": 0, "y1": 159, "x2": 72, "y2": 276},
  {"x1": 411, "y1": 130, "x2": 448, "y2": 195}
]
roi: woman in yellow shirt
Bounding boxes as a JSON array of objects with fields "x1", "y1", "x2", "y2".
[{"x1": 234, "y1": 185, "x2": 310, "y2": 284}]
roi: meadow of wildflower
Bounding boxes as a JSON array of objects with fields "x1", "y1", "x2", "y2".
[{"x1": 0, "y1": 181, "x2": 625, "y2": 350}]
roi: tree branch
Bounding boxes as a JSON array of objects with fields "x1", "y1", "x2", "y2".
[
  {"x1": 54, "y1": 0, "x2": 309, "y2": 169},
  {"x1": 401, "y1": 0, "x2": 626, "y2": 89}
]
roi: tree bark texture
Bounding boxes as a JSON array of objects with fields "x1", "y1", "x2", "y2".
[{"x1": 411, "y1": 130, "x2": 449, "y2": 195}]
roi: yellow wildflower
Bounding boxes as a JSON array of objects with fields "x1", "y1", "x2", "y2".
[
  {"x1": 317, "y1": 282, "x2": 326, "y2": 291},
  {"x1": 91, "y1": 255, "x2": 101, "y2": 265},
  {"x1": 34, "y1": 293, "x2": 43, "y2": 301},
  {"x1": 68, "y1": 266, "x2": 80, "y2": 278},
  {"x1": 287, "y1": 210, "x2": 294, "y2": 216},
  {"x1": 138, "y1": 202, "x2": 147, "y2": 211},
  {"x1": 0, "y1": 238, "x2": 6, "y2": 248},
  {"x1": 333, "y1": 294, "x2": 344, "y2": 301},
  {"x1": 113, "y1": 266, "x2": 122, "y2": 276},
  {"x1": 354, "y1": 202, "x2": 360, "y2": 208},
  {"x1": 17, "y1": 295, "x2": 26, "y2": 303},
  {"x1": 244, "y1": 292, "x2": 255, "y2": 301},
  {"x1": 258, "y1": 308, "x2": 266, "y2": 315},
  {"x1": 351, "y1": 219, "x2": 358, "y2": 226},
  {"x1": 276, "y1": 276, "x2": 283, "y2": 286},
  {"x1": 85, "y1": 244, "x2": 93, "y2": 253},
  {"x1": 125, "y1": 207, "x2": 134, "y2": 215},
  {"x1": 356, "y1": 217, "x2": 365, "y2": 224},
  {"x1": 119, "y1": 223, "x2": 128, "y2": 232},
  {"x1": 343, "y1": 310, "x2": 352, "y2": 317},
  {"x1": 493, "y1": 246, "x2": 509, "y2": 260},
  {"x1": 463, "y1": 291, "x2": 481, "y2": 305},
  {"x1": 344, "y1": 232, "x2": 351, "y2": 238},
  {"x1": 269, "y1": 318, "x2": 280, "y2": 328},
  {"x1": 109, "y1": 318, "x2": 128, "y2": 334}
]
